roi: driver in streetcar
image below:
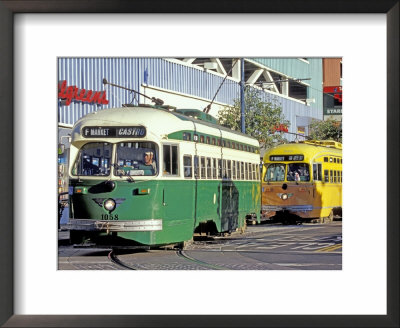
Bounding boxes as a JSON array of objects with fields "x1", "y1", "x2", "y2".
[{"x1": 144, "y1": 151, "x2": 157, "y2": 174}]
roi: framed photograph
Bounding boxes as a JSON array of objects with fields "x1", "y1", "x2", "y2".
[{"x1": 1, "y1": 1, "x2": 398, "y2": 327}]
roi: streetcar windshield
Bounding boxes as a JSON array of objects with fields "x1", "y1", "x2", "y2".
[
  {"x1": 114, "y1": 142, "x2": 158, "y2": 176},
  {"x1": 265, "y1": 163, "x2": 286, "y2": 182},
  {"x1": 287, "y1": 163, "x2": 310, "y2": 181},
  {"x1": 73, "y1": 142, "x2": 112, "y2": 176}
]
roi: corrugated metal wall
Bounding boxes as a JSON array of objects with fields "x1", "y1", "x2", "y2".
[
  {"x1": 58, "y1": 57, "x2": 322, "y2": 141},
  {"x1": 250, "y1": 57, "x2": 324, "y2": 114},
  {"x1": 58, "y1": 57, "x2": 238, "y2": 125}
]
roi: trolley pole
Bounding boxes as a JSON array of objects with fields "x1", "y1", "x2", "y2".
[{"x1": 240, "y1": 58, "x2": 246, "y2": 133}]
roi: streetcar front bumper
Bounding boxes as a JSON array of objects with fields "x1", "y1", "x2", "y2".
[
  {"x1": 262, "y1": 205, "x2": 313, "y2": 213},
  {"x1": 66, "y1": 219, "x2": 163, "y2": 232}
]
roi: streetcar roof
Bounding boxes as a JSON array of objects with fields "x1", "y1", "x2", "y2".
[
  {"x1": 71, "y1": 106, "x2": 259, "y2": 146},
  {"x1": 263, "y1": 141, "x2": 342, "y2": 162}
]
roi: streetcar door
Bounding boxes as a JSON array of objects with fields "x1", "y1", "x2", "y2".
[{"x1": 221, "y1": 181, "x2": 239, "y2": 232}]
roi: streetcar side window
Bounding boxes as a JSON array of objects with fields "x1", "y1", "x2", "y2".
[
  {"x1": 222, "y1": 160, "x2": 227, "y2": 179},
  {"x1": 313, "y1": 163, "x2": 322, "y2": 181},
  {"x1": 163, "y1": 145, "x2": 178, "y2": 176},
  {"x1": 163, "y1": 145, "x2": 178, "y2": 175},
  {"x1": 200, "y1": 157, "x2": 206, "y2": 179},
  {"x1": 330, "y1": 170, "x2": 333, "y2": 183},
  {"x1": 231, "y1": 160, "x2": 235, "y2": 179},
  {"x1": 240, "y1": 162, "x2": 245, "y2": 180},
  {"x1": 183, "y1": 155, "x2": 192, "y2": 178},
  {"x1": 212, "y1": 138, "x2": 216, "y2": 145},
  {"x1": 212, "y1": 158, "x2": 217, "y2": 179},
  {"x1": 206, "y1": 157, "x2": 211, "y2": 179},
  {"x1": 217, "y1": 159, "x2": 222, "y2": 179},
  {"x1": 194, "y1": 156, "x2": 199, "y2": 178},
  {"x1": 73, "y1": 142, "x2": 112, "y2": 176},
  {"x1": 324, "y1": 169, "x2": 329, "y2": 182},
  {"x1": 248, "y1": 164, "x2": 251, "y2": 180},
  {"x1": 248, "y1": 163, "x2": 251, "y2": 180},
  {"x1": 227, "y1": 160, "x2": 232, "y2": 179}
]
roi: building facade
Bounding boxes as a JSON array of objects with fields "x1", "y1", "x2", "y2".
[
  {"x1": 322, "y1": 58, "x2": 342, "y2": 121},
  {"x1": 58, "y1": 57, "x2": 324, "y2": 136}
]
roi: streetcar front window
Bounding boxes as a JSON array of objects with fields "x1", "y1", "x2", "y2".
[
  {"x1": 287, "y1": 163, "x2": 310, "y2": 182},
  {"x1": 265, "y1": 164, "x2": 286, "y2": 182},
  {"x1": 114, "y1": 142, "x2": 158, "y2": 176},
  {"x1": 73, "y1": 142, "x2": 112, "y2": 176}
]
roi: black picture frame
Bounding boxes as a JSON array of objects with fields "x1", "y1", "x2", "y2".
[{"x1": 0, "y1": 1, "x2": 398, "y2": 327}]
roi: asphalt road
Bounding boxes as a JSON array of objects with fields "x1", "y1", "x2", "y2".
[{"x1": 58, "y1": 221, "x2": 342, "y2": 270}]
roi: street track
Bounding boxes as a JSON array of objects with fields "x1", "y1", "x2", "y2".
[
  {"x1": 108, "y1": 250, "x2": 137, "y2": 270},
  {"x1": 59, "y1": 222, "x2": 342, "y2": 270}
]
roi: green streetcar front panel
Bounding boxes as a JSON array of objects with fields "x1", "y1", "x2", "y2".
[{"x1": 69, "y1": 178, "x2": 260, "y2": 246}]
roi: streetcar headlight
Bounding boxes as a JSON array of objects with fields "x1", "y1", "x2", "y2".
[
  {"x1": 281, "y1": 193, "x2": 288, "y2": 200},
  {"x1": 104, "y1": 198, "x2": 116, "y2": 211}
]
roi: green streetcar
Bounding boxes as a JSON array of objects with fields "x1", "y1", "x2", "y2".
[{"x1": 67, "y1": 105, "x2": 261, "y2": 247}]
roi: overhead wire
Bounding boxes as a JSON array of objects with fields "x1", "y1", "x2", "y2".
[{"x1": 203, "y1": 59, "x2": 240, "y2": 114}]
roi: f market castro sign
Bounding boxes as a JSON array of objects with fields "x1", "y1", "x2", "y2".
[{"x1": 58, "y1": 80, "x2": 109, "y2": 106}]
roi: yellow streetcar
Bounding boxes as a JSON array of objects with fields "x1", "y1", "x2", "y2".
[{"x1": 261, "y1": 140, "x2": 342, "y2": 223}]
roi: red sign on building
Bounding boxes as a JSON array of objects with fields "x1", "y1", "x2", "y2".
[
  {"x1": 273, "y1": 124, "x2": 289, "y2": 133},
  {"x1": 323, "y1": 86, "x2": 342, "y2": 103},
  {"x1": 58, "y1": 80, "x2": 109, "y2": 106}
]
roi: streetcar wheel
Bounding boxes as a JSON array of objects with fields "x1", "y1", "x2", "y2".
[
  {"x1": 310, "y1": 218, "x2": 322, "y2": 224},
  {"x1": 326, "y1": 211, "x2": 334, "y2": 223},
  {"x1": 240, "y1": 221, "x2": 247, "y2": 234},
  {"x1": 69, "y1": 230, "x2": 85, "y2": 244},
  {"x1": 178, "y1": 238, "x2": 193, "y2": 250}
]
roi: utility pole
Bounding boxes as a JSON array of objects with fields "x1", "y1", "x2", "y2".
[{"x1": 240, "y1": 58, "x2": 245, "y2": 133}]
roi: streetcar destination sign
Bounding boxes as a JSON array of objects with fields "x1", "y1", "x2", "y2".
[
  {"x1": 270, "y1": 155, "x2": 304, "y2": 161},
  {"x1": 82, "y1": 126, "x2": 146, "y2": 138}
]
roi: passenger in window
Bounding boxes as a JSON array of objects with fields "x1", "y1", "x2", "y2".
[
  {"x1": 144, "y1": 151, "x2": 157, "y2": 174},
  {"x1": 184, "y1": 166, "x2": 192, "y2": 178}
]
